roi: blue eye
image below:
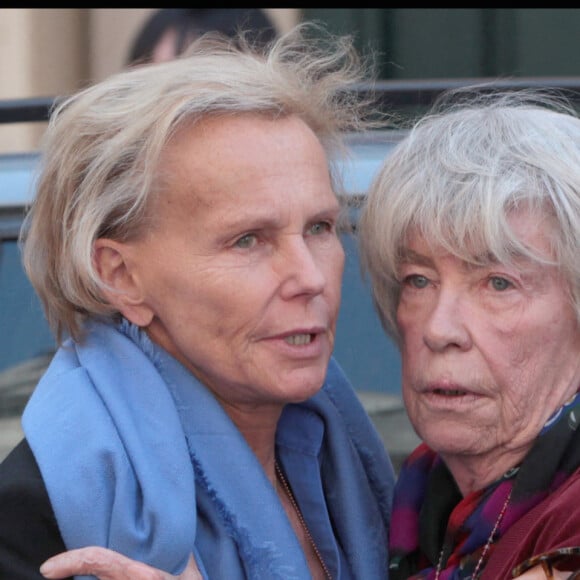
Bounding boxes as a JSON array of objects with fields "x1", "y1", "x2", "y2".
[
  {"x1": 309, "y1": 221, "x2": 332, "y2": 235},
  {"x1": 404, "y1": 274, "x2": 429, "y2": 289},
  {"x1": 235, "y1": 234, "x2": 257, "y2": 249},
  {"x1": 490, "y1": 276, "x2": 512, "y2": 291}
]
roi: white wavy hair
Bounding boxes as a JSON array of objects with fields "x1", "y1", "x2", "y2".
[{"x1": 359, "y1": 88, "x2": 580, "y2": 342}]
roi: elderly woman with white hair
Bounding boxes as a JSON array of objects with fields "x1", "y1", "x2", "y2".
[{"x1": 359, "y1": 90, "x2": 580, "y2": 579}]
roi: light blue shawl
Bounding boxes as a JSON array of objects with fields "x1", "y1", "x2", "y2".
[{"x1": 23, "y1": 320, "x2": 394, "y2": 579}]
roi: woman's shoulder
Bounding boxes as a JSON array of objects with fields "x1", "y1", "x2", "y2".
[
  {"x1": 0, "y1": 438, "x2": 43, "y2": 487},
  {"x1": 0, "y1": 438, "x2": 60, "y2": 528},
  {"x1": 0, "y1": 439, "x2": 70, "y2": 579},
  {"x1": 537, "y1": 465, "x2": 580, "y2": 526},
  {"x1": 514, "y1": 468, "x2": 580, "y2": 535},
  {"x1": 484, "y1": 468, "x2": 580, "y2": 578}
]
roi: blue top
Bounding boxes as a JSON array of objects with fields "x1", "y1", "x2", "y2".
[{"x1": 23, "y1": 319, "x2": 395, "y2": 579}]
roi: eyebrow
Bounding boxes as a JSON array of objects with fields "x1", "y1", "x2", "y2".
[
  {"x1": 399, "y1": 248, "x2": 507, "y2": 271},
  {"x1": 399, "y1": 249, "x2": 436, "y2": 268},
  {"x1": 220, "y1": 212, "x2": 277, "y2": 232},
  {"x1": 219, "y1": 202, "x2": 342, "y2": 232}
]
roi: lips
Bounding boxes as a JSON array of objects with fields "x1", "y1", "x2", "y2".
[
  {"x1": 268, "y1": 325, "x2": 326, "y2": 344},
  {"x1": 424, "y1": 380, "x2": 475, "y2": 397},
  {"x1": 432, "y1": 387, "x2": 468, "y2": 396}
]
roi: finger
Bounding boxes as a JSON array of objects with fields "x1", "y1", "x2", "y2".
[
  {"x1": 40, "y1": 547, "x2": 170, "y2": 579},
  {"x1": 179, "y1": 554, "x2": 203, "y2": 580},
  {"x1": 514, "y1": 563, "x2": 571, "y2": 579}
]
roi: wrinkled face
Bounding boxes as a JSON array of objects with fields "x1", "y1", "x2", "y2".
[
  {"x1": 397, "y1": 211, "x2": 580, "y2": 472},
  {"x1": 121, "y1": 114, "x2": 344, "y2": 410}
]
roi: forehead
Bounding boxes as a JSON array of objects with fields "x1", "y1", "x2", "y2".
[
  {"x1": 151, "y1": 113, "x2": 337, "y2": 223},
  {"x1": 162, "y1": 112, "x2": 326, "y2": 165}
]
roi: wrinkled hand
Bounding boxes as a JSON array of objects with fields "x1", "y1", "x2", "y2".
[
  {"x1": 514, "y1": 563, "x2": 572, "y2": 579},
  {"x1": 40, "y1": 547, "x2": 202, "y2": 580}
]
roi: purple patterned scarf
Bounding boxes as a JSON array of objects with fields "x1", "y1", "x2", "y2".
[{"x1": 389, "y1": 392, "x2": 580, "y2": 579}]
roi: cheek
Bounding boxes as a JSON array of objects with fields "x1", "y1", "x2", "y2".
[
  {"x1": 485, "y1": 306, "x2": 570, "y2": 369},
  {"x1": 397, "y1": 296, "x2": 423, "y2": 332},
  {"x1": 321, "y1": 240, "x2": 345, "y2": 294},
  {"x1": 397, "y1": 307, "x2": 423, "y2": 354},
  {"x1": 164, "y1": 269, "x2": 240, "y2": 323},
  {"x1": 333, "y1": 251, "x2": 345, "y2": 292},
  {"x1": 502, "y1": 334, "x2": 539, "y2": 368},
  {"x1": 330, "y1": 236, "x2": 345, "y2": 269}
]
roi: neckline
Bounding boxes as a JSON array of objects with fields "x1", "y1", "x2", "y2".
[{"x1": 275, "y1": 461, "x2": 333, "y2": 580}]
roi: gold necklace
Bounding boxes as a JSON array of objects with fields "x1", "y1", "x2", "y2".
[
  {"x1": 434, "y1": 489, "x2": 512, "y2": 580},
  {"x1": 275, "y1": 461, "x2": 333, "y2": 580}
]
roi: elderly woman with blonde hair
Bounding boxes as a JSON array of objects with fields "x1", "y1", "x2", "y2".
[{"x1": 0, "y1": 23, "x2": 394, "y2": 580}]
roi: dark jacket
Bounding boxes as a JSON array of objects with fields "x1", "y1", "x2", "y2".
[{"x1": 0, "y1": 439, "x2": 71, "y2": 580}]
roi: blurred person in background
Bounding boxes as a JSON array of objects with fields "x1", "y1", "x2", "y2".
[{"x1": 127, "y1": 8, "x2": 278, "y2": 65}]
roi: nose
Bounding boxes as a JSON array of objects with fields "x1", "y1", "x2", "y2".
[
  {"x1": 423, "y1": 287, "x2": 472, "y2": 352},
  {"x1": 278, "y1": 235, "x2": 327, "y2": 299}
]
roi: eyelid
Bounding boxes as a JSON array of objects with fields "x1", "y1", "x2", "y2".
[{"x1": 398, "y1": 262, "x2": 433, "y2": 278}]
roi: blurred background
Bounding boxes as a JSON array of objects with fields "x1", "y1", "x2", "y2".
[{"x1": 3, "y1": 8, "x2": 580, "y2": 153}]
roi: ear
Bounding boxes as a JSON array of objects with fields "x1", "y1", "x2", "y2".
[{"x1": 93, "y1": 238, "x2": 155, "y2": 327}]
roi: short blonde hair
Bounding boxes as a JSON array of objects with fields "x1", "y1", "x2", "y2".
[
  {"x1": 21, "y1": 23, "x2": 380, "y2": 343},
  {"x1": 359, "y1": 89, "x2": 580, "y2": 342}
]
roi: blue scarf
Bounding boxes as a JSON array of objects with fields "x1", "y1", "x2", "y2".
[{"x1": 23, "y1": 320, "x2": 394, "y2": 579}]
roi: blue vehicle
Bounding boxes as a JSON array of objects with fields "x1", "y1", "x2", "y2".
[{"x1": 0, "y1": 151, "x2": 54, "y2": 415}]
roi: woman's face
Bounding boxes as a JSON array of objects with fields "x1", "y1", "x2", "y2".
[
  {"x1": 396, "y1": 210, "x2": 580, "y2": 489},
  {"x1": 115, "y1": 114, "x2": 344, "y2": 412}
]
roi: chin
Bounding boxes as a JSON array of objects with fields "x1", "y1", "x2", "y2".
[
  {"x1": 283, "y1": 371, "x2": 327, "y2": 402},
  {"x1": 418, "y1": 424, "x2": 478, "y2": 455},
  {"x1": 428, "y1": 437, "x2": 487, "y2": 459}
]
